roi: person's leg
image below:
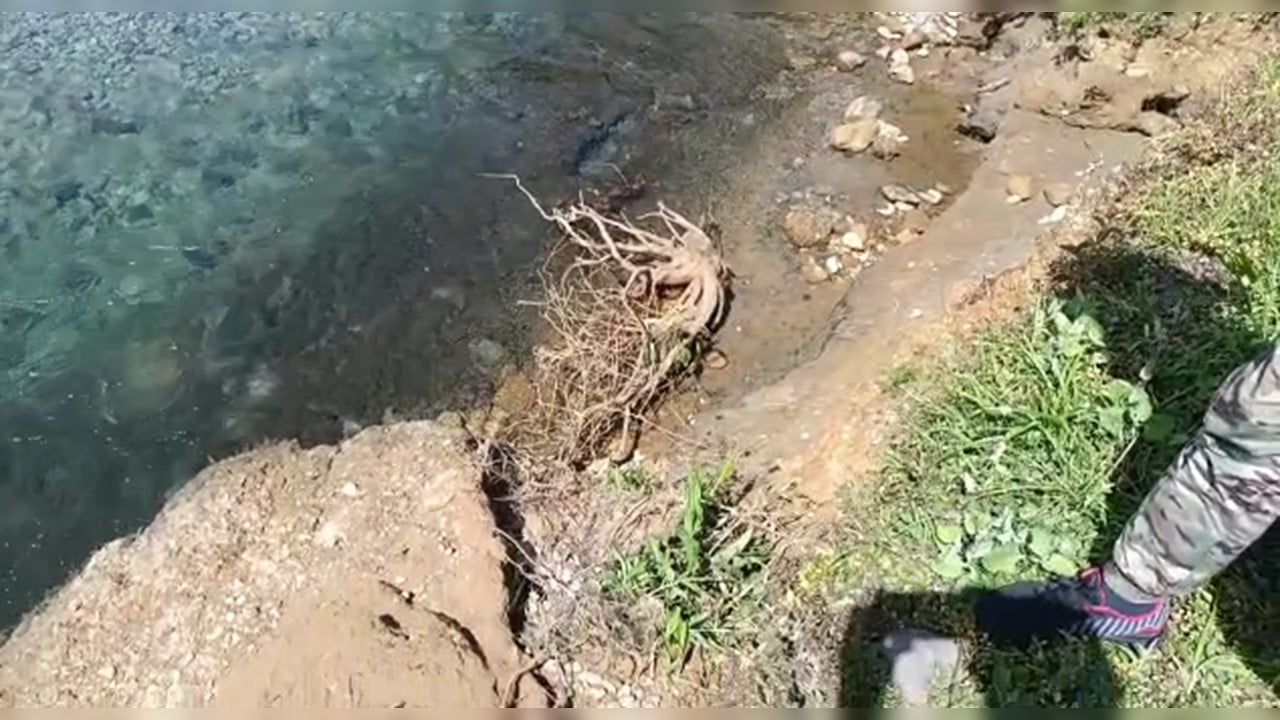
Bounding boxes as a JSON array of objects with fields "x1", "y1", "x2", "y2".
[
  {"x1": 1107, "y1": 342, "x2": 1280, "y2": 600},
  {"x1": 977, "y1": 343, "x2": 1280, "y2": 648}
]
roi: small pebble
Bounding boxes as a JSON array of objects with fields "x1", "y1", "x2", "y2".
[
  {"x1": 909, "y1": 308, "x2": 924, "y2": 319},
  {"x1": 840, "y1": 225, "x2": 867, "y2": 251},
  {"x1": 800, "y1": 256, "x2": 830, "y2": 284},
  {"x1": 340, "y1": 482, "x2": 359, "y2": 497},
  {"x1": 835, "y1": 49, "x2": 868, "y2": 71},
  {"x1": 824, "y1": 255, "x2": 844, "y2": 275},
  {"x1": 918, "y1": 188, "x2": 944, "y2": 205},
  {"x1": 1038, "y1": 205, "x2": 1070, "y2": 225},
  {"x1": 704, "y1": 348, "x2": 729, "y2": 370},
  {"x1": 900, "y1": 29, "x2": 926, "y2": 50}
]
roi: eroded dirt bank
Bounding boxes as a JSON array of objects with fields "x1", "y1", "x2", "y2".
[
  {"x1": 0, "y1": 419, "x2": 536, "y2": 707},
  {"x1": 1, "y1": 12, "x2": 1276, "y2": 708}
]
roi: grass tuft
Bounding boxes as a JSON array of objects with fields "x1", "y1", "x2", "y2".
[
  {"x1": 1060, "y1": 11, "x2": 1173, "y2": 39},
  {"x1": 604, "y1": 462, "x2": 771, "y2": 669}
]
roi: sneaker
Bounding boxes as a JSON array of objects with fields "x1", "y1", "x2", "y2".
[{"x1": 975, "y1": 567, "x2": 1170, "y2": 649}]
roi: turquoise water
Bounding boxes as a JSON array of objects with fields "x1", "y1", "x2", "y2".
[{"x1": 0, "y1": 13, "x2": 785, "y2": 627}]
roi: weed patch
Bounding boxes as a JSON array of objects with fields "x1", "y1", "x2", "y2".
[{"x1": 604, "y1": 462, "x2": 771, "y2": 669}]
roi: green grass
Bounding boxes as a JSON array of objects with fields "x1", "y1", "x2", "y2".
[
  {"x1": 829, "y1": 57, "x2": 1280, "y2": 707},
  {"x1": 1060, "y1": 11, "x2": 1174, "y2": 39},
  {"x1": 606, "y1": 463, "x2": 654, "y2": 493},
  {"x1": 604, "y1": 462, "x2": 771, "y2": 670}
]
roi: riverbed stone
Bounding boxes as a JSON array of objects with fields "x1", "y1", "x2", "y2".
[
  {"x1": 782, "y1": 205, "x2": 840, "y2": 248},
  {"x1": 829, "y1": 119, "x2": 878, "y2": 153},
  {"x1": 835, "y1": 50, "x2": 867, "y2": 71},
  {"x1": 843, "y1": 95, "x2": 883, "y2": 122}
]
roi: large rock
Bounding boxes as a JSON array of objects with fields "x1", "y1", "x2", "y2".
[{"x1": 0, "y1": 421, "x2": 531, "y2": 707}]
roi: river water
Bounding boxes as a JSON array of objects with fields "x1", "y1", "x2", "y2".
[{"x1": 0, "y1": 12, "x2": 789, "y2": 627}]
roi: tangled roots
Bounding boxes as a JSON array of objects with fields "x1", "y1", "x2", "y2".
[{"x1": 495, "y1": 176, "x2": 730, "y2": 467}]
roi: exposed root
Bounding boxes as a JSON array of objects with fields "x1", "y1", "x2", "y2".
[
  {"x1": 501, "y1": 655, "x2": 552, "y2": 707},
  {"x1": 489, "y1": 174, "x2": 730, "y2": 468}
]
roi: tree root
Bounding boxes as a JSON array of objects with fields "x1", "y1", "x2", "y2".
[{"x1": 490, "y1": 174, "x2": 730, "y2": 467}]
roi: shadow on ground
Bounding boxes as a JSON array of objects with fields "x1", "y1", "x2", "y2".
[
  {"x1": 838, "y1": 588, "x2": 1120, "y2": 710},
  {"x1": 836, "y1": 237, "x2": 1280, "y2": 708}
]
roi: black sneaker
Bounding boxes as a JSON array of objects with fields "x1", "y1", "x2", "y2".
[{"x1": 975, "y1": 568, "x2": 1170, "y2": 649}]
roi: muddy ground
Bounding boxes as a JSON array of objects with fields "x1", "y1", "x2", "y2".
[{"x1": 0, "y1": 12, "x2": 1275, "y2": 708}]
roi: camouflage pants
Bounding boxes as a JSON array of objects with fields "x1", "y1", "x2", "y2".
[{"x1": 1108, "y1": 343, "x2": 1280, "y2": 600}]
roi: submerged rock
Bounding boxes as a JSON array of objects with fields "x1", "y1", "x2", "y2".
[
  {"x1": 957, "y1": 101, "x2": 1004, "y2": 142},
  {"x1": 181, "y1": 246, "x2": 220, "y2": 270},
  {"x1": 52, "y1": 179, "x2": 82, "y2": 206},
  {"x1": 843, "y1": 95, "x2": 883, "y2": 122},
  {"x1": 90, "y1": 115, "x2": 141, "y2": 136},
  {"x1": 468, "y1": 337, "x2": 507, "y2": 370}
]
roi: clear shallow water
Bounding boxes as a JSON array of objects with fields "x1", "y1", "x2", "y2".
[{"x1": 0, "y1": 12, "x2": 786, "y2": 627}]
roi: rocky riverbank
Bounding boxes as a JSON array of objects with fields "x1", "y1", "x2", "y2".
[{"x1": 2, "y1": 11, "x2": 1274, "y2": 708}]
